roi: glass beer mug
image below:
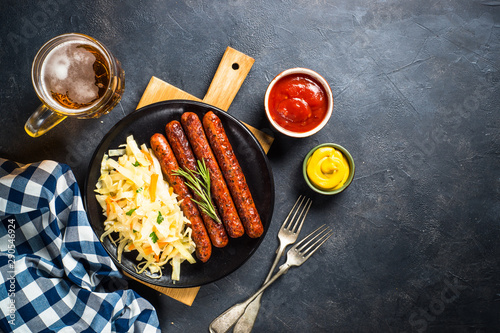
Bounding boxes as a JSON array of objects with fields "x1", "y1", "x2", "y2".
[{"x1": 25, "y1": 33, "x2": 125, "y2": 137}]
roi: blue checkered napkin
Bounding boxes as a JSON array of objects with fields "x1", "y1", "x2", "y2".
[{"x1": 0, "y1": 159, "x2": 160, "y2": 333}]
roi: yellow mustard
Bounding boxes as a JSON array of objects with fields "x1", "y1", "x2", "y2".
[{"x1": 306, "y1": 147, "x2": 349, "y2": 190}]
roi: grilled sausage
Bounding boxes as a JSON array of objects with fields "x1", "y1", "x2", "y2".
[
  {"x1": 203, "y1": 111, "x2": 264, "y2": 238},
  {"x1": 165, "y1": 120, "x2": 229, "y2": 248},
  {"x1": 150, "y1": 133, "x2": 212, "y2": 262},
  {"x1": 181, "y1": 112, "x2": 245, "y2": 238}
]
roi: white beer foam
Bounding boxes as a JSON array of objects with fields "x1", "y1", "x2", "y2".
[
  {"x1": 42, "y1": 40, "x2": 99, "y2": 105},
  {"x1": 53, "y1": 56, "x2": 69, "y2": 80}
]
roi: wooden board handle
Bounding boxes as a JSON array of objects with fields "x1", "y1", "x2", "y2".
[{"x1": 203, "y1": 47, "x2": 255, "y2": 111}]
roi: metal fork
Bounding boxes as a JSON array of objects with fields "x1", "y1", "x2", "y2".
[
  {"x1": 209, "y1": 224, "x2": 333, "y2": 333},
  {"x1": 233, "y1": 195, "x2": 312, "y2": 333}
]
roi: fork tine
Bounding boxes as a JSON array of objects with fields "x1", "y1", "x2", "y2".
[
  {"x1": 294, "y1": 225, "x2": 333, "y2": 259},
  {"x1": 290, "y1": 197, "x2": 312, "y2": 234},
  {"x1": 282, "y1": 195, "x2": 305, "y2": 229},
  {"x1": 293, "y1": 224, "x2": 327, "y2": 249},
  {"x1": 302, "y1": 228, "x2": 333, "y2": 260}
]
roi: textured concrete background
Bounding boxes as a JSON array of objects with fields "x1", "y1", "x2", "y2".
[{"x1": 1, "y1": 0, "x2": 499, "y2": 332}]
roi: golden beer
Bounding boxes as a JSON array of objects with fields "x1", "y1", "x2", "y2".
[{"x1": 26, "y1": 33, "x2": 124, "y2": 137}]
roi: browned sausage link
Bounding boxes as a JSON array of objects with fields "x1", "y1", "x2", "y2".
[
  {"x1": 165, "y1": 120, "x2": 229, "y2": 248},
  {"x1": 180, "y1": 112, "x2": 245, "y2": 238},
  {"x1": 150, "y1": 133, "x2": 212, "y2": 262},
  {"x1": 203, "y1": 111, "x2": 264, "y2": 238}
]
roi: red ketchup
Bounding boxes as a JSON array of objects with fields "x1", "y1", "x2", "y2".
[{"x1": 268, "y1": 73, "x2": 329, "y2": 133}]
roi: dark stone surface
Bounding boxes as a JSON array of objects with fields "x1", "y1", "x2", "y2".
[{"x1": 1, "y1": 0, "x2": 499, "y2": 332}]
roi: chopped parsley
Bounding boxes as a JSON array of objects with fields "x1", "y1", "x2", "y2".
[
  {"x1": 149, "y1": 231, "x2": 158, "y2": 243},
  {"x1": 157, "y1": 211, "x2": 164, "y2": 224}
]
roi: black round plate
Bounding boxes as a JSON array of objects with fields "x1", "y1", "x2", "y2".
[{"x1": 83, "y1": 100, "x2": 275, "y2": 288}]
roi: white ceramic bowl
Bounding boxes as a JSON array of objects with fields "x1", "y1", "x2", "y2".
[{"x1": 264, "y1": 67, "x2": 333, "y2": 138}]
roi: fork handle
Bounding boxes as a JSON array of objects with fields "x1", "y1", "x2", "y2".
[
  {"x1": 233, "y1": 245, "x2": 287, "y2": 333},
  {"x1": 209, "y1": 264, "x2": 290, "y2": 333}
]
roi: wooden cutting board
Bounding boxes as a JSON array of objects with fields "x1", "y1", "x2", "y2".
[{"x1": 126, "y1": 47, "x2": 273, "y2": 306}]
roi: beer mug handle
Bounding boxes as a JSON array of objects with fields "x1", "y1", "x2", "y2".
[{"x1": 24, "y1": 104, "x2": 67, "y2": 137}]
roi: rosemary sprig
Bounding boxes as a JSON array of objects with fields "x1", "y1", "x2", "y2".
[{"x1": 173, "y1": 159, "x2": 222, "y2": 224}]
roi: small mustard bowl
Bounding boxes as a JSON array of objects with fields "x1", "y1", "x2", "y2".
[{"x1": 302, "y1": 143, "x2": 355, "y2": 195}]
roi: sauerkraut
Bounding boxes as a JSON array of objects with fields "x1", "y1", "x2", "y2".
[{"x1": 95, "y1": 135, "x2": 196, "y2": 281}]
